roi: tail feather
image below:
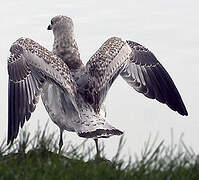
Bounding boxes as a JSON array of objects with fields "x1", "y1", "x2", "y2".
[
  {"x1": 76, "y1": 103, "x2": 123, "y2": 139},
  {"x1": 78, "y1": 128, "x2": 123, "y2": 138}
]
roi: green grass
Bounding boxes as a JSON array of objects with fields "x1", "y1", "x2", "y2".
[{"x1": 0, "y1": 127, "x2": 199, "y2": 180}]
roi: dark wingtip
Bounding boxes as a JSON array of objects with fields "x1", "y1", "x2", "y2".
[
  {"x1": 184, "y1": 112, "x2": 188, "y2": 116},
  {"x1": 7, "y1": 138, "x2": 13, "y2": 146},
  {"x1": 7, "y1": 139, "x2": 10, "y2": 146},
  {"x1": 179, "y1": 108, "x2": 188, "y2": 116}
]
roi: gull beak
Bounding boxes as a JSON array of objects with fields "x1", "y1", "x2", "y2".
[{"x1": 47, "y1": 24, "x2": 52, "y2": 30}]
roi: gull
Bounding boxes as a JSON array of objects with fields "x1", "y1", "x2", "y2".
[{"x1": 7, "y1": 15, "x2": 188, "y2": 156}]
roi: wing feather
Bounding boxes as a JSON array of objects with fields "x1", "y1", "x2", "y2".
[
  {"x1": 140, "y1": 66, "x2": 155, "y2": 98},
  {"x1": 8, "y1": 53, "x2": 43, "y2": 143},
  {"x1": 120, "y1": 40, "x2": 188, "y2": 115},
  {"x1": 79, "y1": 37, "x2": 132, "y2": 112},
  {"x1": 7, "y1": 37, "x2": 78, "y2": 144}
]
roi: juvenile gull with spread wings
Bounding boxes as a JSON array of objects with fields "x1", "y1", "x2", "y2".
[{"x1": 7, "y1": 15, "x2": 188, "y2": 156}]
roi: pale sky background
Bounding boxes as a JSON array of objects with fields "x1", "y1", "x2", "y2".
[{"x1": 0, "y1": 0, "x2": 199, "y2": 159}]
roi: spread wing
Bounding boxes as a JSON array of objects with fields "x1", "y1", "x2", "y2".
[
  {"x1": 120, "y1": 40, "x2": 188, "y2": 116},
  {"x1": 7, "y1": 38, "x2": 78, "y2": 144},
  {"x1": 78, "y1": 37, "x2": 132, "y2": 112}
]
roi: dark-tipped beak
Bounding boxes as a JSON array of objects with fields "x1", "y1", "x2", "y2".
[{"x1": 47, "y1": 25, "x2": 52, "y2": 30}]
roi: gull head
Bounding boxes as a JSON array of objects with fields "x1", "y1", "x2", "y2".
[{"x1": 47, "y1": 15, "x2": 74, "y2": 37}]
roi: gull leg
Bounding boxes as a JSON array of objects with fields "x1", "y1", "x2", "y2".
[
  {"x1": 94, "y1": 138, "x2": 100, "y2": 158},
  {"x1": 59, "y1": 129, "x2": 63, "y2": 153}
]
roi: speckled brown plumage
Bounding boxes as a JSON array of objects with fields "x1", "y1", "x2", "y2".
[{"x1": 7, "y1": 15, "x2": 188, "y2": 153}]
